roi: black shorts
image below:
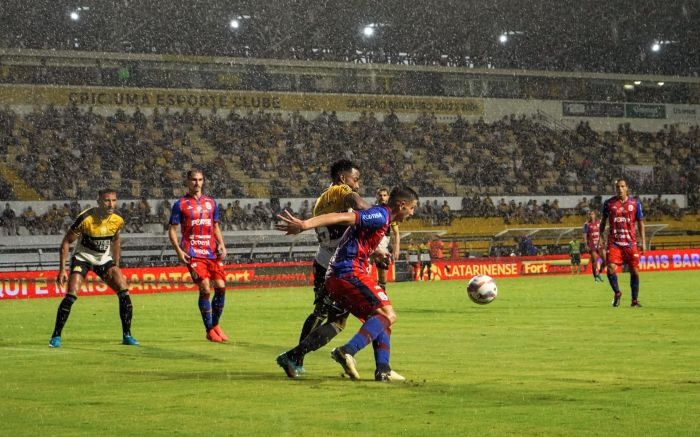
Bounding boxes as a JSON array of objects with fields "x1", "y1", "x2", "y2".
[
  {"x1": 69, "y1": 257, "x2": 116, "y2": 280},
  {"x1": 570, "y1": 254, "x2": 581, "y2": 265}
]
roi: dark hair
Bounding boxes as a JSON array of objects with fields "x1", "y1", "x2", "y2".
[
  {"x1": 330, "y1": 159, "x2": 358, "y2": 182},
  {"x1": 98, "y1": 188, "x2": 117, "y2": 197},
  {"x1": 376, "y1": 187, "x2": 389, "y2": 196},
  {"x1": 388, "y1": 185, "x2": 419, "y2": 205},
  {"x1": 186, "y1": 169, "x2": 205, "y2": 180}
]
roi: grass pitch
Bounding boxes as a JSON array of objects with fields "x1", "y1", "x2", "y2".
[{"x1": 1, "y1": 271, "x2": 698, "y2": 436}]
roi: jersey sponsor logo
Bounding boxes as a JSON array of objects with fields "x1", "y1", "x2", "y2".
[
  {"x1": 614, "y1": 217, "x2": 628, "y2": 223},
  {"x1": 189, "y1": 239, "x2": 211, "y2": 246},
  {"x1": 377, "y1": 290, "x2": 389, "y2": 301},
  {"x1": 362, "y1": 212, "x2": 383, "y2": 221},
  {"x1": 191, "y1": 218, "x2": 212, "y2": 226},
  {"x1": 205, "y1": 202, "x2": 212, "y2": 210},
  {"x1": 193, "y1": 248, "x2": 209, "y2": 255}
]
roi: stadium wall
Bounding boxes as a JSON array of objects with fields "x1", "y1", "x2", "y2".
[
  {"x1": 1, "y1": 84, "x2": 698, "y2": 132},
  {"x1": 2, "y1": 249, "x2": 698, "y2": 300}
]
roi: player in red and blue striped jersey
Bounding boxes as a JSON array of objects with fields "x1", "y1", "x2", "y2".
[
  {"x1": 582, "y1": 210, "x2": 605, "y2": 282},
  {"x1": 277, "y1": 185, "x2": 418, "y2": 381},
  {"x1": 599, "y1": 178, "x2": 646, "y2": 307},
  {"x1": 168, "y1": 169, "x2": 229, "y2": 342}
]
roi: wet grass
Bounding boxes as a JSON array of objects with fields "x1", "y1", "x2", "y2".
[{"x1": 0, "y1": 271, "x2": 698, "y2": 436}]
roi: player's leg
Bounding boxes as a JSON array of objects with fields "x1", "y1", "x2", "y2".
[
  {"x1": 607, "y1": 258, "x2": 622, "y2": 307},
  {"x1": 627, "y1": 249, "x2": 642, "y2": 307},
  {"x1": 426, "y1": 261, "x2": 432, "y2": 280},
  {"x1": 377, "y1": 265, "x2": 387, "y2": 290},
  {"x1": 329, "y1": 276, "x2": 395, "y2": 380},
  {"x1": 189, "y1": 260, "x2": 222, "y2": 342},
  {"x1": 298, "y1": 261, "x2": 329, "y2": 344},
  {"x1": 210, "y1": 260, "x2": 228, "y2": 341},
  {"x1": 102, "y1": 263, "x2": 139, "y2": 345},
  {"x1": 50, "y1": 261, "x2": 85, "y2": 347},
  {"x1": 281, "y1": 300, "x2": 349, "y2": 376}
]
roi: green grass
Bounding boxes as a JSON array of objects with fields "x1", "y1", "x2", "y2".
[{"x1": 1, "y1": 271, "x2": 699, "y2": 436}]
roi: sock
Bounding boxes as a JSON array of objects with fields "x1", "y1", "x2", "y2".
[
  {"x1": 211, "y1": 288, "x2": 226, "y2": 327},
  {"x1": 607, "y1": 271, "x2": 620, "y2": 294},
  {"x1": 591, "y1": 260, "x2": 598, "y2": 277},
  {"x1": 288, "y1": 322, "x2": 342, "y2": 364},
  {"x1": 299, "y1": 313, "x2": 325, "y2": 344},
  {"x1": 52, "y1": 294, "x2": 77, "y2": 337},
  {"x1": 372, "y1": 327, "x2": 391, "y2": 373},
  {"x1": 117, "y1": 290, "x2": 133, "y2": 337},
  {"x1": 344, "y1": 314, "x2": 391, "y2": 356},
  {"x1": 630, "y1": 274, "x2": 640, "y2": 301},
  {"x1": 199, "y1": 293, "x2": 213, "y2": 331}
]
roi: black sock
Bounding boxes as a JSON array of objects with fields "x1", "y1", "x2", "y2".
[
  {"x1": 289, "y1": 322, "x2": 343, "y2": 363},
  {"x1": 52, "y1": 294, "x2": 77, "y2": 337},
  {"x1": 117, "y1": 290, "x2": 133, "y2": 337},
  {"x1": 299, "y1": 312, "x2": 325, "y2": 344}
]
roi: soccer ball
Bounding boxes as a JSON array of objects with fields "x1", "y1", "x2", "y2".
[{"x1": 467, "y1": 275, "x2": 498, "y2": 305}]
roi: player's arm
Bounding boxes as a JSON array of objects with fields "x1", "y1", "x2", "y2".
[
  {"x1": 345, "y1": 192, "x2": 372, "y2": 211},
  {"x1": 168, "y1": 224, "x2": 190, "y2": 264},
  {"x1": 213, "y1": 221, "x2": 227, "y2": 259},
  {"x1": 111, "y1": 231, "x2": 122, "y2": 267},
  {"x1": 57, "y1": 231, "x2": 79, "y2": 287},
  {"x1": 277, "y1": 210, "x2": 356, "y2": 235},
  {"x1": 391, "y1": 223, "x2": 401, "y2": 260},
  {"x1": 638, "y1": 219, "x2": 646, "y2": 253}
]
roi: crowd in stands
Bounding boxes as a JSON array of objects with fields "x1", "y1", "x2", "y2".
[
  {"x1": 2, "y1": 1, "x2": 697, "y2": 77},
  {"x1": 1, "y1": 105, "x2": 698, "y2": 237}
]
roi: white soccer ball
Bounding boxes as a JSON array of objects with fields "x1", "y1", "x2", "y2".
[{"x1": 467, "y1": 274, "x2": 498, "y2": 305}]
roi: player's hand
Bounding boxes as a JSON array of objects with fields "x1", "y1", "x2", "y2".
[
  {"x1": 372, "y1": 249, "x2": 393, "y2": 268},
  {"x1": 276, "y1": 210, "x2": 305, "y2": 235},
  {"x1": 217, "y1": 246, "x2": 227, "y2": 260},
  {"x1": 177, "y1": 251, "x2": 191, "y2": 265},
  {"x1": 57, "y1": 270, "x2": 68, "y2": 287}
]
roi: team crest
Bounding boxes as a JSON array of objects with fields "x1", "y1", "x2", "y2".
[
  {"x1": 628, "y1": 204, "x2": 634, "y2": 212},
  {"x1": 205, "y1": 202, "x2": 212, "y2": 210}
]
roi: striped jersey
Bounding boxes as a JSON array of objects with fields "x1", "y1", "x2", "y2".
[
  {"x1": 69, "y1": 207, "x2": 125, "y2": 265},
  {"x1": 328, "y1": 205, "x2": 391, "y2": 278},
  {"x1": 169, "y1": 194, "x2": 220, "y2": 259},
  {"x1": 583, "y1": 219, "x2": 601, "y2": 247},
  {"x1": 601, "y1": 196, "x2": 644, "y2": 247}
]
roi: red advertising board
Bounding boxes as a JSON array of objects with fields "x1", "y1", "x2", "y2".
[{"x1": 1, "y1": 249, "x2": 698, "y2": 300}]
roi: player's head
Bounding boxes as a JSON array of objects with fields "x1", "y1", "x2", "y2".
[
  {"x1": 388, "y1": 185, "x2": 419, "y2": 222},
  {"x1": 330, "y1": 159, "x2": 361, "y2": 191},
  {"x1": 97, "y1": 188, "x2": 117, "y2": 214},
  {"x1": 185, "y1": 169, "x2": 205, "y2": 196},
  {"x1": 614, "y1": 178, "x2": 628, "y2": 199},
  {"x1": 588, "y1": 210, "x2": 597, "y2": 220},
  {"x1": 376, "y1": 187, "x2": 389, "y2": 205}
]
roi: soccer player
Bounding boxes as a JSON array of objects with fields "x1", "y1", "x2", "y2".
[
  {"x1": 407, "y1": 241, "x2": 420, "y2": 280},
  {"x1": 49, "y1": 189, "x2": 138, "y2": 348},
  {"x1": 599, "y1": 178, "x2": 646, "y2": 307},
  {"x1": 168, "y1": 169, "x2": 229, "y2": 342},
  {"x1": 418, "y1": 239, "x2": 432, "y2": 280},
  {"x1": 278, "y1": 160, "x2": 372, "y2": 370},
  {"x1": 373, "y1": 187, "x2": 401, "y2": 290},
  {"x1": 583, "y1": 210, "x2": 605, "y2": 282},
  {"x1": 277, "y1": 185, "x2": 418, "y2": 381},
  {"x1": 568, "y1": 238, "x2": 581, "y2": 274}
]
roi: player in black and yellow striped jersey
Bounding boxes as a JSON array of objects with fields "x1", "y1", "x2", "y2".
[
  {"x1": 373, "y1": 187, "x2": 401, "y2": 290},
  {"x1": 49, "y1": 189, "x2": 139, "y2": 348},
  {"x1": 276, "y1": 159, "x2": 371, "y2": 377}
]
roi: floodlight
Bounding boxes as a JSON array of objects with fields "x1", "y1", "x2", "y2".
[
  {"x1": 651, "y1": 42, "x2": 661, "y2": 52},
  {"x1": 363, "y1": 26, "x2": 374, "y2": 37},
  {"x1": 499, "y1": 34, "x2": 508, "y2": 44},
  {"x1": 230, "y1": 19, "x2": 240, "y2": 29},
  {"x1": 70, "y1": 11, "x2": 80, "y2": 21}
]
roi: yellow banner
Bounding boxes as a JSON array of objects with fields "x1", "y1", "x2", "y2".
[{"x1": 0, "y1": 85, "x2": 483, "y2": 115}]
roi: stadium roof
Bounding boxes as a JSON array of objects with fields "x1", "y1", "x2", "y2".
[{"x1": 1, "y1": 0, "x2": 698, "y2": 76}]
